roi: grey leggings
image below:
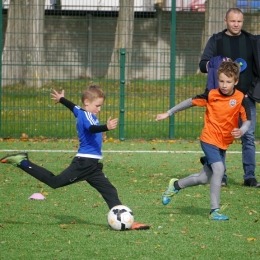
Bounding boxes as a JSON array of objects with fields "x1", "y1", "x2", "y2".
[{"x1": 178, "y1": 162, "x2": 225, "y2": 210}]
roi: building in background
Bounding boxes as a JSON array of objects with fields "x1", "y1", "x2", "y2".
[{"x1": 2, "y1": 0, "x2": 260, "y2": 12}]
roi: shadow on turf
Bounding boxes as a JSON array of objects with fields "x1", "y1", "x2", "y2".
[
  {"x1": 52, "y1": 214, "x2": 104, "y2": 226},
  {"x1": 159, "y1": 206, "x2": 209, "y2": 217},
  {"x1": 3, "y1": 214, "x2": 104, "y2": 227}
]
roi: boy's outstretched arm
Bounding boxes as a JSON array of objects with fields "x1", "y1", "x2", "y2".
[
  {"x1": 156, "y1": 98, "x2": 194, "y2": 121},
  {"x1": 50, "y1": 89, "x2": 76, "y2": 112},
  {"x1": 51, "y1": 89, "x2": 65, "y2": 103}
]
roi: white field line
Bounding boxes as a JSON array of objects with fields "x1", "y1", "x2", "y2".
[{"x1": 0, "y1": 149, "x2": 253, "y2": 154}]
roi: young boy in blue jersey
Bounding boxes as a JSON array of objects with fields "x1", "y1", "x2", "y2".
[{"x1": 0, "y1": 85, "x2": 149, "y2": 230}]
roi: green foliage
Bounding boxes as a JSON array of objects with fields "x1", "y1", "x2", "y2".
[
  {"x1": 0, "y1": 140, "x2": 259, "y2": 259},
  {"x1": 0, "y1": 76, "x2": 208, "y2": 139}
]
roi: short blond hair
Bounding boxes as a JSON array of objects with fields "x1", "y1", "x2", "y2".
[{"x1": 81, "y1": 84, "x2": 105, "y2": 103}]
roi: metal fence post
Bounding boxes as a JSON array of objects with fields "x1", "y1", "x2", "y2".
[
  {"x1": 0, "y1": 0, "x2": 2, "y2": 137},
  {"x1": 119, "y1": 48, "x2": 125, "y2": 141},
  {"x1": 169, "y1": 0, "x2": 176, "y2": 139}
]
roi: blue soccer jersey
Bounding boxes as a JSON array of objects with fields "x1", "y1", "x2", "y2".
[
  {"x1": 73, "y1": 106, "x2": 103, "y2": 159},
  {"x1": 60, "y1": 97, "x2": 104, "y2": 159}
]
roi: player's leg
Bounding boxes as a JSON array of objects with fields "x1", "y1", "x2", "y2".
[
  {"x1": 210, "y1": 161, "x2": 225, "y2": 209},
  {"x1": 1, "y1": 153, "x2": 91, "y2": 189},
  {"x1": 178, "y1": 164, "x2": 212, "y2": 187},
  {"x1": 0, "y1": 153, "x2": 59, "y2": 187},
  {"x1": 200, "y1": 143, "x2": 228, "y2": 220},
  {"x1": 86, "y1": 162, "x2": 122, "y2": 209},
  {"x1": 201, "y1": 155, "x2": 227, "y2": 187},
  {"x1": 198, "y1": 142, "x2": 229, "y2": 220},
  {"x1": 87, "y1": 163, "x2": 150, "y2": 230},
  {"x1": 162, "y1": 161, "x2": 213, "y2": 206},
  {"x1": 209, "y1": 161, "x2": 228, "y2": 220},
  {"x1": 20, "y1": 157, "x2": 100, "y2": 188}
]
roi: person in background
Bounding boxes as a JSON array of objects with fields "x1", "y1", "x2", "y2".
[{"x1": 199, "y1": 7, "x2": 260, "y2": 187}]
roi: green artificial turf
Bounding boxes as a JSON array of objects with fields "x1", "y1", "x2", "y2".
[{"x1": 0, "y1": 140, "x2": 259, "y2": 259}]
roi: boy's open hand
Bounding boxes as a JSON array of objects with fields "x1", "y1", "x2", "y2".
[
  {"x1": 51, "y1": 89, "x2": 65, "y2": 104},
  {"x1": 156, "y1": 112, "x2": 169, "y2": 121},
  {"x1": 107, "y1": 117, "x2": 118, "y2": 130}
]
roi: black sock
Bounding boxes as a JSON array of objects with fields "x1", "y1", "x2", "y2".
[
  {"x1": 174, "y1": 181, "x2": 181, "y2": 190},
  {"x1": 210, "y1": 208, "x2": 218, "y2": 214}
]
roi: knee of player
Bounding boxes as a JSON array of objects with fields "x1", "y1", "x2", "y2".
[{"x1": 200, "y1": 178, "x2": 210, "y2": 185}]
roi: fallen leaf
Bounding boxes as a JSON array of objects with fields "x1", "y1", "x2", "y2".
[
  {"x1": 60, "y1": 224, "x2": 67, "y2": 229},
  {"x1": 233, "y1": 233, "x2": 243, "y2": 237},
  {"x1": 247, "y1": 237, "x2": 257, "y2": 242}
]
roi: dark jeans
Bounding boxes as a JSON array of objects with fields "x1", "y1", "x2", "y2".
[
  {"x1": 223, "y1": 97, "x2": 256, "y2": 181},
  {"x1": 240, "y1": 97, "x2": 256, "y2": 180}
]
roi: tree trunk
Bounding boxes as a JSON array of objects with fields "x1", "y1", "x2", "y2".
[
  {"x1": 106, "y1": 0, "x2": 134, "y2": 80},
  {"x1": 2, "y1": 0, "x2": 48, "y2": 87}
]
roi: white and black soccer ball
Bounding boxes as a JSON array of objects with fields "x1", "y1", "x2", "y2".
[{"x1": 107, "y1": 205, "x2": 134, "y2": 231}]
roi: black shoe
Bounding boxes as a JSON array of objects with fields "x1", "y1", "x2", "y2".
[
  {"x1": 244, "y1": 178, "x2": 260, "y2": 188},
  {"x1": 200, "y1": 156, "x2": 207, "y2": 165},
  {"x1": 221, "y1": 178, "x2": 227, "y2": 187}
]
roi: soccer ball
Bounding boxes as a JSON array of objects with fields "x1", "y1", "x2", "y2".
[{"x1": 107, "y1": 205, "x2": 134, "y2": 231}]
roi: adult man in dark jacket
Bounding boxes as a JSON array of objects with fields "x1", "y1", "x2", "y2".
[{"x1": 199, "y1": 8, "x2": 260, "y2": 187}]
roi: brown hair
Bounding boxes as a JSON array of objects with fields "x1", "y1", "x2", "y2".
[
  {"x1": 225, "y1": 8, "x2": 243, "y2": 19},
  {"x1": 81, "y1": 84, "x2": 105, "y2": 103},
  {"x1": 217, "y1": 61, "x2": 240, "y2": 82}
]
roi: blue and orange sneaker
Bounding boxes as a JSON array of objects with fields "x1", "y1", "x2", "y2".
[
  {"x1": 162, "y1": 178, "x2": 179, "y2": 205},
  {"x1": 209, "y1": 209, "x2": 229, "y2": 220}
]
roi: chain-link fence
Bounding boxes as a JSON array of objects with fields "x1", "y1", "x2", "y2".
[{"x1": 1, "y1": 0, "x2": 260, "y2": 140}]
